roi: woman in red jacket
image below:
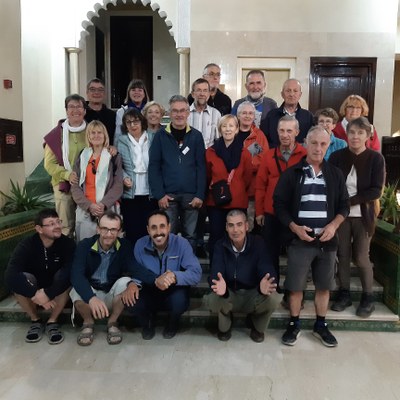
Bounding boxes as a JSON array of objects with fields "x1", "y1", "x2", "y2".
[
  {"x1": 206, "y1": 115, "x2": 252, "y2": 260},
  {"x1": 333, "y1": 95, "x2": 380, "y2": 151}
]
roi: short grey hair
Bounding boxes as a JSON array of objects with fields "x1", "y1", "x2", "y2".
[
  {"x1": 226, "y1": 209, "x2": 248, "y2": 221},
  {"x1": 278, "y1": 115, "x2": 299, "y2": 131},
  {"x1": 237, "y1": 101, "x2": 256, "y2": 115},
  {"x1": 305, "y1": 125, "x2": 329, "y2": 140},
  {"x1": 169, "y1": 95, "x2": 189, "y2": 107}
]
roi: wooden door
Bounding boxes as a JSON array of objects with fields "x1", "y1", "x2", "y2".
[
  {"x1": 109, "y1": 16, "x2": 153, "y2": 108},
  {"x1": 309, "y1": 57, "x2": 377, "y2": 122}
]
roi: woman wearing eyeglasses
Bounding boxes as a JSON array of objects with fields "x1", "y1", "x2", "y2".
[
  {"x1": 71, "y1": 120, "x2": 123, "y2": 241},
  {"x1": 333, "y1": 95, "x2": 380, "y2": 151},
  {"x1": 117, "y1": 108, "x2": 158, "y2": 245}
]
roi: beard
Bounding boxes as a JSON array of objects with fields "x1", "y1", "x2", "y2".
[{"x1": 248, "y1": 90, "x2": 264, "y2": 101}]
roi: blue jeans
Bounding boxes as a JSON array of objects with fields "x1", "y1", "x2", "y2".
[{"x1": 165, "y1": 193, "x2": 199, "y2": 250}]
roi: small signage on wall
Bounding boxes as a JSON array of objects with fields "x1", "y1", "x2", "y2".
[{"x1": 0, "y1": 118, "x2": 23, "y2": 163}]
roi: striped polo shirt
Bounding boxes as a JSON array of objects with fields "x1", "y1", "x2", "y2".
[{"x1": 297, "y1": 164, "x2": 328, "y2": 233}]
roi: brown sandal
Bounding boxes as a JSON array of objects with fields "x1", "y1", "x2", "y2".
[
  {"x1": 107, "y1": 322, "x2": 122, "y2": 345},
  {"x1": 77, "y1": 324, "x2": 94, "y2": 346}
]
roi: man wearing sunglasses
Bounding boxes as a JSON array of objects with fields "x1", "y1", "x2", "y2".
[
  {"x1": 70, "y1": 210, "x2": 154, "y2": 346},
  {"x1": 5, "y1": 208, "x2": 76, "y2": 345}
]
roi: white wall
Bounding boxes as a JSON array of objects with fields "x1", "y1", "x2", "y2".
[
  {"x1": 0, "y1": 0, "x2": 25, "y2": 196},
  {"x1": 190, "y1": 0, "x2": 398, "y2": 139}
]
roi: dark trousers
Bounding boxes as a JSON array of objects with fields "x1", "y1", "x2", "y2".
[
  {"x1": 121, "y1": 196, "x2": 158, "y2": 246},
  {"x1": 262, "y1": 213, "x2": 282, "y2": 286},
  {"x1": 129, "y1": 286, "x2": 190, "y2": 326}
]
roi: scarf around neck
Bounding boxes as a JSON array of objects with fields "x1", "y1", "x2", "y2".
[
  {"x1": 62, "y1": 119, "x2": 86, "y2": 171},
  {"x1": 213, "y1": 136, "x2": 243, "y2": 172}
]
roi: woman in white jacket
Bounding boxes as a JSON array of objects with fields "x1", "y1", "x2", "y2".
[{"x1": 117, "y1": 108, "x2": 157, "y2": 245}]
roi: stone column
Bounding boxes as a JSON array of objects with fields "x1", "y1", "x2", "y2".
[
  {"x1": 65, "y1": 47, "x2": 81, "y2": 94},
  {"x1": 177, "y1": 47, "x2": 190, "y2": 96}
]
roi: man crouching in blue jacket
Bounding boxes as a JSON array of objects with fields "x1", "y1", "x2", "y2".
[
  {"x1": 206, "y1": 209, "x2": 281, "y2": 342},
  {"x1": 131, "y1": 209, "x2": 202, "y2": 339}
]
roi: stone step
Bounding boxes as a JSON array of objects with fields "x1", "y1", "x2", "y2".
[{"x1": 0, "y1": 290, "x2": 398, "y2": 332}]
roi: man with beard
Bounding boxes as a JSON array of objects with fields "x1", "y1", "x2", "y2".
[
  {"x1": 261, "y1": 79, "x2": 314, "y2": 148},
  {"x1": 131, "y1": 210, "x2": 202, "y2": 340},
  {"x1": 232, "y1": 70, "x2": 277, "y2": 129},
  {"x1": 5, "y1": 209, "x2": 75, "y2": 344}
]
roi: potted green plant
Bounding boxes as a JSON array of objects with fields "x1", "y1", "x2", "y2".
[
  {"x1": 380, "y1": 181, "x2": 400, "y2": 233},
  {"x1": 371, "y1": 181, "x2": 400, "y2": 316},
  {"x1": 0, "y1": 180, "x2": 53, "y2": 300}
]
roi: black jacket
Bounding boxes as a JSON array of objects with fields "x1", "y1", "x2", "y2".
[
  {"x1": 273, "y1": 157, "x2": 350, "y2": 248},
  {"x1": 209, "y1": 233, "x2": 276, "y2": 295}
]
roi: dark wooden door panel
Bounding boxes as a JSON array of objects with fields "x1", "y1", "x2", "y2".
[{"x1": 309, "y1": 57, "x2": 377, "y2": 122}]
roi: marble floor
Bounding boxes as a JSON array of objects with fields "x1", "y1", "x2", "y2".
[{"x1": 0, "y1": 322, "x2": 399, "y2": 400}]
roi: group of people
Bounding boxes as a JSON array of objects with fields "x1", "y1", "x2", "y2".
[{"x1": 4, "y1": 62, "x2": 386, "y2": 349}]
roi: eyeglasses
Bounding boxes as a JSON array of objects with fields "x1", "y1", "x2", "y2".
[
  {"x1": 347, "y1": 105, "x2": 362, "y2": 110},
  {"x1": 90, "y1": 159, "x2": 97, "y2": 175},
  {"x1": 205, "y1": 72, "x2": 221, "y2": 78},
  {"x1": 194, "y1": 89, "x2": 210, "y2": 94},
  {"x1": 88, "y1": 87, "x2": 105, "y2": 93},
  {"x1": 67, "y1": 105, "x2": 84, "y2": 110},
  {"x1": 42, "y1": 219, "x2": 63, "y2": 228},
  {"x1": 99, "y1": 227, "x2": 120, "y2": 235},
  {"x1": 126, "y1": 120, "x2": 141, "y2": 126}
]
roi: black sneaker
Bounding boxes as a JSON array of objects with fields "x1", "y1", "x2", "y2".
[
  {"x1": 281, "y1": 322, "x2": 301, "y2": 346},
  {"x1": 331, "y1": 289, "x2": 352, "y2": 312},
  {"x1": 356, "y1": 293, "x2": 375, "y2": 318},
  {"x1": 312, "y1": 323, "x2": 338, "y2": 347},
  {"x1": 217, "y1": 329, "x2": 232, "y2": 341}
]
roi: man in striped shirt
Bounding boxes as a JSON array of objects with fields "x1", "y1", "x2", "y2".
[
  {"x1": 188, "y1": 78, "x2": 222, "y2": 258},
  {"x1": 273, "y1": 126, "x2": 349, "y2": 348}
]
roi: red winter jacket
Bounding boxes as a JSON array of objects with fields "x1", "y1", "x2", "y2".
[
  {"x1": 242, "y1": 124, "x2": 270, "y2": 197},
  {"x1": 255, "y1": 144, "x2": 307, "y2": 216},
  {"x1": 206, "y1": 146, "x2": 253, "y2": 209}
]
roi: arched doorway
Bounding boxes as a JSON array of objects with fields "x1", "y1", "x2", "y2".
[{"x1": 79, "y1": 0, "x2": 179, "y2": 109}]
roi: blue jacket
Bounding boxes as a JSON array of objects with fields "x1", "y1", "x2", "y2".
[
  {"x1": 117, "y1": 131, "x2": 155, "y2": 199},
  {"x1": 209, "y1": 234, "x2": 276, "y2": 294},
  {"x1": 134, "y1": 233, "x2": 202, "y2": 286},
  {"x1": 71, "y1": 235, "x2": 155, "y2": 303},
  {"x1": 148, "y1": 124, "x2": 206, "y2": 200}
]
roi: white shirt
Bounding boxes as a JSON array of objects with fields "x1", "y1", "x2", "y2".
[{"x1": 188, "y1": 103, "x2": 221, "y2": 148}]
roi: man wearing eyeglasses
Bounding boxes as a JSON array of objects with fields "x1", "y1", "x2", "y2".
[
  {"x1": 188, "y1": 63, "x2": 232, "y2": 116},
  {"x1": 70, "y1": 211, "x2": 155, "y2": 346},
  {"x1": 5, "y1": 209, "x2": 76, "y2": 345},
  {"x1": 149, "y1": 95, "x2": 206, "y2": 251},
  {"x1": 85, "y1": 78, "x2": 116, "y2": 144}
]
